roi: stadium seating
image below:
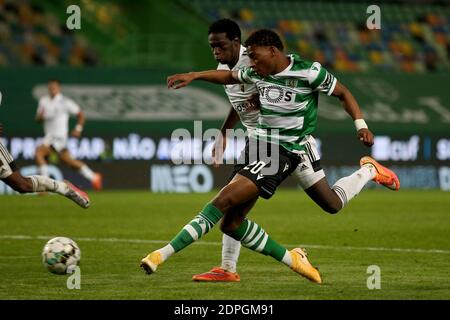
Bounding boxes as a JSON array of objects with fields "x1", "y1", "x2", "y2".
[
  {"x1": 182, "y1": 0, "x2": 450, "y2": 73},
  {"x1": 0, "y1": 0, "x2": 98, "y2": 66},
  {"x1": 1, "y1": 0, "x2": 449, "y2": 72}
]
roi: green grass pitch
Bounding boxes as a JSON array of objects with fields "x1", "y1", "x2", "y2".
[{"x1": 0, "y1": 189, "x2": 449, "y2": 299}]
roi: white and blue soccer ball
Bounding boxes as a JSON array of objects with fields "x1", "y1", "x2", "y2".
[{"x1": 42, "y1": 237, "x2": 81, "y2": 274}]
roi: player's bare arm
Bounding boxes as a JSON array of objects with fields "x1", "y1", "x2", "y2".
[
  {"x1": 331, "y1": 81, "x2": 374, "y2": 147},
  {"x1": 167, "y1": 70, "x2": 240, "y2": 89},
  {"x1": 212, "y1": 107, "x2": 239, "y2": 167},
  {"x1": 71, "y1": 111, "x2": 85, "y2": 138}
]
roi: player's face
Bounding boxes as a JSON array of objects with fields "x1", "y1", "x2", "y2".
[
  {"x1": 246, "y1": 45, "x2": 276, "y2": 77},
  {"x1": 208, "y1": 32, "x2": 239, "y2": 64},
  {"x1": 48, "y1": 81, "x2": 60, "y2": 97}
]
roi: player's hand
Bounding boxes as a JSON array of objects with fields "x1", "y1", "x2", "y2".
[
  {"x1": 211, "y1": 134, "x2": 226, "y2": 168},
  {"x1": 71, "y1": 129, "x2": 81, "y2": 138},
  {"x1": 167, "y1": 72, "x2": 195, "y2": 89},
  {"x1": 246, "y1": 94, "x2": 260, "y2": 112},
  {"x1": 357, "y1": 128, "x2": 374, "y2": 147}
]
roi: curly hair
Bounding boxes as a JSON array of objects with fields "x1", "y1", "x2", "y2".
[
  {"x1": 244, "y1": 29, "x2": 283, "y2": 51},
  {"x1": 208, "y1": 19, "x2": 241, "y2": 42}
]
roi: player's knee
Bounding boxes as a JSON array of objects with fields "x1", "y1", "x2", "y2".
[
  {"x1": 66, "y1": 161, "x2": 78, "y2": 170},
  {"x1": 212, "y1": 194, "x2": 237, "y2": 213}
]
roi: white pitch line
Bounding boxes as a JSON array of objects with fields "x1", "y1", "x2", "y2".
[{"x1": 0, "y1": 234, "x2": 449, "y2": 255}]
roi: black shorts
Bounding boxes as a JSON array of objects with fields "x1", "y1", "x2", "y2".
[
  {"x1": 230, "y1": 137, "x2": 300, "y2": 199},
  {"x1": 9, "y1": 160, "x2": 18, "y2": 172}
]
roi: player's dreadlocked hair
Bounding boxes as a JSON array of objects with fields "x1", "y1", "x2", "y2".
[
  {"x1": 244, "y1": 29, "x2": 284, "y2": 51},
  {"x1": 208, "y1": 19, "x2": 241, "y2": 42}
]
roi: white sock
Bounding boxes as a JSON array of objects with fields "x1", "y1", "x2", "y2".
[
  {"x1": 39, "y1": 165, "x2": 49, "y2": 178},
  {"x1": 221, "y1": 233, "x2": 241, "y2": 273},
  {"x1": 29, "y1": 175, "x2": 69, "y2": 195},
  {"x1": 158, "y1": 244, "x2": 175, "y2": 262},
  {"x1": 281, "y1": 250, "x2": 292, "y2": 267},
  {"x1": 79, "y1": 165, "x2": 95, "y2": 181},
  {"x1": 332, "y1": 165, "x2": 376, "y2": 207}
]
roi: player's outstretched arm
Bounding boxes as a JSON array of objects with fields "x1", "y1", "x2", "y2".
[
  {"x1": 167, "y1": 70, "x2": 240, "y2": 89},
  {"x1": 331, "y1": 81, "x2": 374, "y2": 147}
]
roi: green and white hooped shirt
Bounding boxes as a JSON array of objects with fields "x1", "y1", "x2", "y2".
[{"x1": 238, "y1": 54, "x2": 337, "y2": 153}]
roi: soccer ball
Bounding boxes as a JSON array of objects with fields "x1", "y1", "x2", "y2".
[{"x1": 42, "y1": 237, "x2": 81, "y2": 274}]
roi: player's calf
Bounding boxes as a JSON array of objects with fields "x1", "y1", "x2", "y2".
[
  {"x1": 304, "y1": 179, "x2": 343, "y2": 214},
  {"x1": 3, "y1": 173, "x2": 34, "y2": 194}
]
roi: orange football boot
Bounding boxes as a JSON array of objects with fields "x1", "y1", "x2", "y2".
[
  {"x1": 65, "y1": 181, "x2": 90, "y2": 209},
  {"x1": 192, "y1": 267, "x2": 240, "y2": 282},
  {"x1": 289, "y1": 248, "x2": 322, "y2": 284},
  {"x1": 140, "y1": 251, "x2": 163, "y2": 275},
  {"x1": 360, "y1": 156, "x2": 400, "y2": 191}
]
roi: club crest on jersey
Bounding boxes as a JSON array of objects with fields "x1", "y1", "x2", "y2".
[{"x1": 286, "y1": 79, "x2": 298, "y2": 88}]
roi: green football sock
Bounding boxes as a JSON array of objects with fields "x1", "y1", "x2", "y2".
[
  {"x1": 228, "y1": 219, "x2": 288, "y2": 262},
  {"x1": 169, "y1": 203, "x2": 223, "y2": 252}
]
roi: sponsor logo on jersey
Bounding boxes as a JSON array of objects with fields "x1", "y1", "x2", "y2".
[{"x1": 258, "y1": 85, "x2": 294, "y2": 104}]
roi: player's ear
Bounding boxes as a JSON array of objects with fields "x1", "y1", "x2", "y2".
[{"x1": 270, "y1": 46, "x2": 276, "y2": 56}]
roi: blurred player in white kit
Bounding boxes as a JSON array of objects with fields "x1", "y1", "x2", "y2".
[
  {"x1": 0, "y1": 90, "x2": 90, "y2": 208},
  {"x1": 35, "y1": 79, "x2": 102, "y2": 190}
]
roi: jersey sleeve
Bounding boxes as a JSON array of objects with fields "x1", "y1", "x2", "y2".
[
  {"x1": 65, "y1": 98, "x2": 81, "y2": 115},
  {"x1": 307, "y1": 62, "x2": 337, "y2": 96},
  {"x1": 237, "y1": 66, "x2": 257, "y2": 84}
]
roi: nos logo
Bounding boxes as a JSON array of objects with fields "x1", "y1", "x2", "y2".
[{"x1": 259, "y1": 86, "x2": 294, "y2": 103}]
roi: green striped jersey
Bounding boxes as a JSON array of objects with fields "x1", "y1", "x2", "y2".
[{"x1": 237, "y1": 54, "x2": 337, "y2": 153}]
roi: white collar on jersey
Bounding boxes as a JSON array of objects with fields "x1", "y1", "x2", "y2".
[{"x1": 274, "y1": 54, "x2": 295, "y2": 76}]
